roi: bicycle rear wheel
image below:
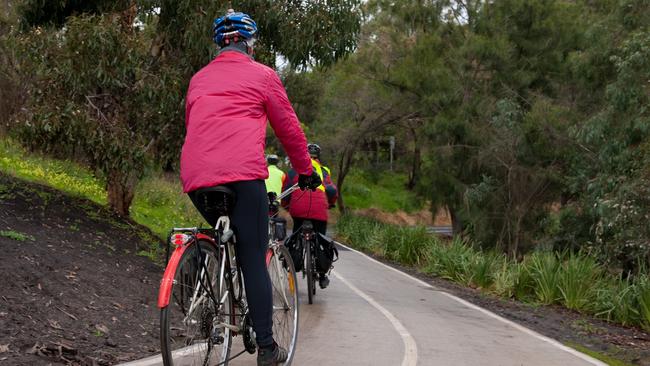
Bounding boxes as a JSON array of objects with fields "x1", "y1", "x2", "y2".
[
  {"x1": 160, "y1": 241, "x2": 233, "y2": 366},
  {"x1": 305, "y1": 239, "x2": 315, "y2": 304},
  {"x1": 267, "y1": 245, "x2": 299, "y2": 365}
]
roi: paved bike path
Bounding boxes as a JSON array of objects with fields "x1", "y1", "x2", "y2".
[
  {"x1": 327, "y1": 245, "x2": 605, "y2": 366},
  {"x1": 227, "y1": 263, "x2": 403, "y2": 366},
  {"x1": 120, "y1": 243, "x2": 605, "y2": 366}
]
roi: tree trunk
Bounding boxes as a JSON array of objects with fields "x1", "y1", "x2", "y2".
[
  {"x1": 107, "y1": 170, "x2": 136, "y2": 216},
  {"x1": 449, "y1": 206, "x2": 463, "y2": 235},
  {"x1": 375, "y1": 138, "x2": 380, "y2": 165},
  {"x1": 509, "y1": 214, "x2": 523, "y2": 258},
  {"x1": 407, "y1": 125, "x2": 421, "y2": 190},
  {"x1": 336, "y1": 149, "x2": 353, "y2": 214}
]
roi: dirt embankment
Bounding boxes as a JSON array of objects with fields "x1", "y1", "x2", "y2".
[
  {"x1": 0, "y1": 173, "x2": 163, "y2": 365},
  {"x1": 354, "y1": 206, "x2": 451, "y2": 227}
]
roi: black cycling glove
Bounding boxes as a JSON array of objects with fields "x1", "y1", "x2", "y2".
[{"x1": 298, "y1": 171, "x2": 322, "y2": 191}]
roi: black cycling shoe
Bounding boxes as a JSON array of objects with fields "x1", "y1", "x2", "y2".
[
  {"x1": 319, "y1": 274, "x2": 330, "y2": 289},
  {"x1": 257, "y1": 342, "x2": 288, "y2": 366}
]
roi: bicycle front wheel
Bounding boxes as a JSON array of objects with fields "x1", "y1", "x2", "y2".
[
  {"x1": 267, "y1": 245, "x2": 299, "y2": 365},
  {"x1": 160, "y1": 240, "x2": 233, "y2": 366}
]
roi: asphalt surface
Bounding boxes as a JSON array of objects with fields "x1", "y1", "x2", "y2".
[{"x1": 121, "y1": 243, "x2": 605, "y2": 366}]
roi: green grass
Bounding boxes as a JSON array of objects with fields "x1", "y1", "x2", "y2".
[
  {"x1": 0, "y1": 139, "x2": 105, "y2": 204},
  {"x1": 0, "y1": 230, "x2": 35, "y2": 242},
  {"x1": 336, "y1": 213, "x2": 650, "y2": 331},
  {"x1": 558, "y1": 254, "x2": 602, "y2": 312},
  {"x1": 131, "y1": 174, "x2": 206, "y2": 239},
  {"x1": 528, "y1": 252, "x2": 561, "y2": 305},
  {"x1": 565, "y1": 343, "x2": 636, "y2": 366},
  {"x1": 342, "y1": 170, "x2": 424, "y2": 213},
  {"x1": 0, "y1": 137, "x2": 205, "y2": 243},
  {"x1": 638, "y1": 276, "x2": 650, "y2": 331}
]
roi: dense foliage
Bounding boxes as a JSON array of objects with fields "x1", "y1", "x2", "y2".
[
  {"x1": 284, "y1": 0, "x2": 650, "y2": 272},
  {"x1": 0, "y1": 0, "x2": 361, "y2": 215}
]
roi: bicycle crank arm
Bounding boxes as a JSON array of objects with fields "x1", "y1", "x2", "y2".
[{"x1": 214, "y1": 322, "x2": 242, "y2": 332}]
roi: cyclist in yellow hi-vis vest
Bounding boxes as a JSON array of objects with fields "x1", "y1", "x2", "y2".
[
  {"x1": 264, "y1": 154, "x2": 286, "y2": 196},
  {"x1": 282, "y1": 143, "x2": 338, "y2": 289}
]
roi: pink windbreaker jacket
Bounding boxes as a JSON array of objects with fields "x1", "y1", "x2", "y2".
[{"x1": 180, "y1": 50, "x2": 312, "y2": 193}]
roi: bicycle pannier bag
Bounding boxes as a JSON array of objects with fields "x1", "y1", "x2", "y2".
[
  {"x1": 284, "y1": 232, "x2": 304, "y2": 272},
  {"x1": 315, "y1": 233, "x2": 338, "y2": 273},
  {"x1": 270, "y1": 217, "x2": 287, "y2": 241}
]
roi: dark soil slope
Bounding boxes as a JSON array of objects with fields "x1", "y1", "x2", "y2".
[{"x1": 0, "y1": 173, "x2": 162, "y2": 365}]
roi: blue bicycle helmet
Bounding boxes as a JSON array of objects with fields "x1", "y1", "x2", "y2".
[{"x1": 213, "y1": 9, "x2": 257, "y2": 47}]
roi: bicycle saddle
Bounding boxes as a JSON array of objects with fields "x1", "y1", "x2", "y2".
[
  {"x1": 302, "y1": 220, "x2": 313, "y2": 231},
  {"x1": 194, "y1": 185, "x2": 236, "y2": 216}
]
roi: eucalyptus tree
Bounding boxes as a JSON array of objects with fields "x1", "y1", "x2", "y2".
[{"x1": 10, "y1": 0, "x2": 362, "y2": 215}]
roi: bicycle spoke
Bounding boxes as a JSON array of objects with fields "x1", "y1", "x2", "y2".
[
  {"x1": 161, "y1": 241, "x2": 233, "y2": 366},
  {"x1": 266, "y1": 246, "x2": 298, "y2": 362}
]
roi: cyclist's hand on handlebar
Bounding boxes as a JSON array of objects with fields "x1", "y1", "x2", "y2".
[{"x1": 298, "y1": 171, "x2": 322, "y2": 191}]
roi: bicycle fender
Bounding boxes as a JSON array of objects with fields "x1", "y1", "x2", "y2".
[
  {"x1": 265, "y1": 248, "x2": 273, "y2": 267},
  {"x1": 157, "y1": 244, "x2": 189, "y2": 308}
]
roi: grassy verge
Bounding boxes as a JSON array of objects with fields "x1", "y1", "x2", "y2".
[
  {"x1": 0, "y1": 138, "x2": 205, "y2": 243},
  {"x1": 342, "y1": 170, "x2": 424, "y2": 213},
  {"x1": 336, "y1": 214, "x2": 650, "y2": 332},
  {"x1": 1, "y1": 137, "x2": 421, "y2": 239},
  {"x1": 130, "y1": 174, "x2": 206, "y2": 239},
  {"x1": 1, "y1": 139, "x2": 106, "y2": 204},
  {"x1": 566, "y1": 343, "x2": 636, "y2": 366}
]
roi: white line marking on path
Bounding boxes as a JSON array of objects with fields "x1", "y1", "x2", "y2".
[
  {"x1": 333, "y1": 270, "x2": 418, "y2": 366},
  {"x1": 117, "y1": 354, "x2": 161, "y2": 366},
  {"x1": 336, "y1": 242, "x2": 607, "y2": 366}
]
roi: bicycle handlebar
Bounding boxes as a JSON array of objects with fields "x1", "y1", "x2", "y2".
[{"x1": 275, "y1": 183, "x2": 299, "y2": 202}]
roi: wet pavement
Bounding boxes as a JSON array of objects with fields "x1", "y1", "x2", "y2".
[{"x1": 120, "y1": 244, "x2": 606, "y2": 366}]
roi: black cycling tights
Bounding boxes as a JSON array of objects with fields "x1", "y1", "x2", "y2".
[{"x1": 188, "y1": 180, "x2": 274, "y2": 348}]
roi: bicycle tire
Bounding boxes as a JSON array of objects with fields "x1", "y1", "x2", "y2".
[
  {"x1": 305, "y1": 238, "x2": 315, "y2": 304},
  {"x1": 160, "y1": 240, "x2": 233, "y2": 366},
  {"x1": 267, "y1": 245, "x2": 299, "y2": 365}
]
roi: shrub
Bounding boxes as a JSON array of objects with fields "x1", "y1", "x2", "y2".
[
  {"x1": 636, "y1": 275, "x2": 650, "y2": 331},
  {"x1": 399, "y1": 227, "x2": 433, "y2": 266},
  {"x1": 528, "y1": 252, "x2": 561, "y2": 304},
  {"x1": 369, "y1": 224, "x2": 399, "y2": 258},
  {"x1": 595, "y1": 278, "x2": 640, "y2": 326},
  {"x1": 493, "y1": 261, "x2": 519, "y2": 298},
  {"x1": 336, "y1": 214, "x2": 383, "y2": 251},
  {"x1": 470, "y1": 252, "x2": 505, "y2": 290},
  {"x1": 558, "y1": 254, "x2": 603, "y2": 311},
  {"x1": 513, "y1": 261, "x2": 537, "y2": 302},
  {"x1": 434, "y1": 238, "x2": 475, "y2": 286}
]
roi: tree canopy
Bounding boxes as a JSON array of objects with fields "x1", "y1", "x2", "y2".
[
  {"x1": 2, "y1": 0, "x2": 361, "y2": 215},
  {"x1": 284, "y1": 0, "x2": 650, "y2": 271}
]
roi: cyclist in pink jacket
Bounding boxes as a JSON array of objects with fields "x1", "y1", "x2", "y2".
[{"x1": 180, "y1": 10, "x2": 321, "y2": 366}]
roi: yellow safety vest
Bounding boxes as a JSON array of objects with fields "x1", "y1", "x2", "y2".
[
  {"x1": 311, "y1": 158, "x2": 327, "y2": 192},
  {"x1": 265, "y1": 165, "x2": 285, "y2": 195}
]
